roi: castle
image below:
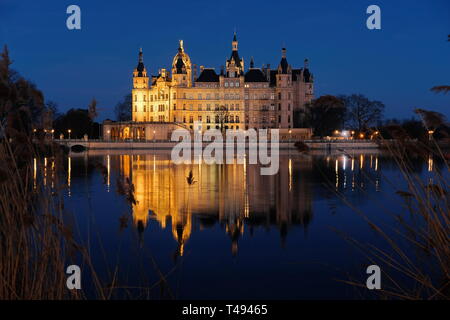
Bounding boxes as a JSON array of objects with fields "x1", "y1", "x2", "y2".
[{"x1": 103, "y1": 33, "x2": 314, "y2": 141}]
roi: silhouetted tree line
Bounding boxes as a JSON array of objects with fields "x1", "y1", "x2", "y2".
[
  {"x1": 295, "y1": 93, "x2": 384, "y2": 137},
  {"x1": 295, "y1": 93, "x2": 448, "y2": 141}
]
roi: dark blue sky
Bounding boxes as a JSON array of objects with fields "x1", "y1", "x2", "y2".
[{"x1": 1, "y1": 0, "x2": 449, "y2": 121}]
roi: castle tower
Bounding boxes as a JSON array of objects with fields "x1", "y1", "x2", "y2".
[
  {"x1": 226, "y1": 32, "x2": 244, "y2": 77},
  {"x1": 132, "y1": 48, "x2": 149, "y2": 122},
  {"x1": 171, "y1": 40, "x2": 192, "y2": 87},
  {"x1": 276, "y1": 47, "x2": 293, "y2": 128}
]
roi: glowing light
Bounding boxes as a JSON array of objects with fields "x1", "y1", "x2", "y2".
[
  {"x1": 107, "y1": 154, "x2": 111, "y2": 191},
  {"x1": 67, "y1": 156, "x2": 71, "y2": 196},
  {"x1": 33, "y1": 158, "x2": 37, "y2": 189},
  {"x1": 288, "y1": 158, "x2": 292, "y2": 192}
]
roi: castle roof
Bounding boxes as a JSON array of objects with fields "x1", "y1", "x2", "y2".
[
  {"x1": 228, "y1": 50, "x2": 242, "y2": 68},
  {"x1": 196, "y1": 68, "x2": 219, "y2": 82},
  {"x1": 136, "y1": 48, "x2": 145, "y2": 77},
  {"x1": 244, "y1": 69, "x2": 267, "y2": 82}
]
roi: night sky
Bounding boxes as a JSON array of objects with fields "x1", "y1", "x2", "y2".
[{"x1": 1, "y1": 0, "x2": 449, "y2": 121}]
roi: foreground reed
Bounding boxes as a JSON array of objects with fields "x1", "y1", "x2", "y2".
[
  {"x1": 0, "y1": 135, "x2": 108, "y2": 299},
  {"x1": 336, "y1": 126, "x2": 449, "y2": 299}
]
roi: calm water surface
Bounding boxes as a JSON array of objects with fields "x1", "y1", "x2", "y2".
[{"x1": 53, "y1": 150, "x2": 438, "y2": 299}]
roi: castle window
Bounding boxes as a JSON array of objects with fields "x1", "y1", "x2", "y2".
[
  {"x1": 236, "y1": 104, "x2": 239, "y2": 110},
  {"x1": 236, "y1": 82, "x2": 239, "y2": 87},
  {"x1": 174, "y1": 116, "x2": 177, "y2": 122},
  {"x1": 173, "y1": 93, "x2": 176, "y2": 99},
  {"x1": 278, "y1": 103, "x2": 281, "y2": 111},
  {"x1": 288, "y1": 92, "x2": 291, "y2": 99},
  {"x1": 198, "y1": 116, "x2": 202, "y2": 121},
  {"x1": 144, "y1": 106, "x2": 146, "y2": 112},
  {"x1": 271, "y1": 93, "x2": 275, "y2": 99},
  {"x1": 206, "y1": 104, "x2": 211, "y2": 111},
  {"x1": 215, "y1": 93, "x2": 219, "y2": 99},
  {"x1": 173, "y1": 103, "x2": 176, "y2": 110},
  {"x1": 189, "y1": 116, "x2": 193, "y2": 123},
  {"x1": 144, "y1": 95, "x2": 146, "y2": 101},
  {"x1": 215, "y1": 104, "x2": 219, "y2": 110},
  {"x1": 150, "y1": 116, "x2": 154, "y2": 122},
  {"x1": 206, "y1": 116, "x2": 211, "y2": 123},
  {"x1": 150, "y1": 95, "x2": 153, "y2": 102},
  {"x1": 134, "y1": 95, "x2": 137, "y2": 102},
  {"x1": 198, "y1": 104, "x2": 202, "y2": 111},
  {"x1": 230, "y1": 82, "x2": 234, "y2": 87},
  {"x1": 189, "y1": 104, "x2": 193, "y2": 110},
  {"x1": 198, "y1": 93, "x2": 202, "y2": 99},
  {"x1": 206, "y1": 93, "x2": 211, "y2": 100},
  {"x1": 288, "y1": 104, "x2": 290, "y2": 111},
  {"x1": 236, "y1": 116, "x2": 240, "y2": 123},
  {"x1": 225, "y1": 82, "x2": 228, "y2": 87},
  {"x1": 278, "y1": 92, "x2": 281, "y2": 100},
  {"x1": 183, "y1": 104, "x2": 186, "y2": 110}
]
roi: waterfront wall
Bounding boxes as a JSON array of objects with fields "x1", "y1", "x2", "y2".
[{"x1": 56, "y1": 139, "x2": 379, "y2": 150}]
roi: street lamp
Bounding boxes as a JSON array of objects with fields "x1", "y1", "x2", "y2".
[
  {"x1": 51, "y1": 129, "x2": 55, "y2": 140},
  {"x1": 428, "y1": 130, "x2": 434, "y2": 141},
  {"x1": 68, "y1": 129, "x2": 72, "y2": 140}
]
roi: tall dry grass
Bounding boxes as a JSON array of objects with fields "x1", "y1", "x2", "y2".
[
  {"x1": 0, "y1": 136, "x2": 107, "y2": 299},
  {"x1": 337, "y1": 123, "x2": 449, "y2": 299}
]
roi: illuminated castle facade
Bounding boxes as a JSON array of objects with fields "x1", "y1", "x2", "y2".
[{"x1": 104, "y1": 33, "x2": 314, "y2": 140}]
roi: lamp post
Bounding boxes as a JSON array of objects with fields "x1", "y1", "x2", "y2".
[
  {"x1": 51, "y1": 129, "x2": 55, "y2": 140},
  {"x1": 428, "y1": 130, "x2": 434, "y2": 141},
  {"x1": 68, "y1": 129, "x2": 72, "y2": 140}
]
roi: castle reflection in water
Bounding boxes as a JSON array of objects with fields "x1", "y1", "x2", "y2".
[
  {"x1": 49, "y1": 150, "x2": 432, "y2": 257},
  {"x1": 116, "y1": 153, "x2": 314, "y2": 256}
]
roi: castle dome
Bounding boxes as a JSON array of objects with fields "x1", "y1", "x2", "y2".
[{"x1": 172, "y1": 40, "x2": 191, "y2": 74}]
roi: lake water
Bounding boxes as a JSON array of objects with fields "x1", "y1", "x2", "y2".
[{"x1": 52, "y1": 149, "x2": 438, "y2": 299}]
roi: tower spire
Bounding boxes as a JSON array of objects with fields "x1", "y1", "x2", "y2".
[
  {"x1": 139, "y1": 47, "x2": 143, "y2": 63},
  {"x1": 250, "y1": 56, "x2": 254, "y2": 68},
  {"x1": 232, "y1": 31, "x2": 238, "y2": 51}
]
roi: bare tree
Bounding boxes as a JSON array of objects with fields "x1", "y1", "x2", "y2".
[
  {"x1": 114, "y1": 94, "x2": 132, "y2": 121},
  {"x1": 340, "y1": 94, "x2": 384, "y2": 131},
  {"x1": 214, "y1": 104, "x2": 229, "y2": 133},
  {"x1": 88, "y1": 98, "x2": 98, "y2": 120}
]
